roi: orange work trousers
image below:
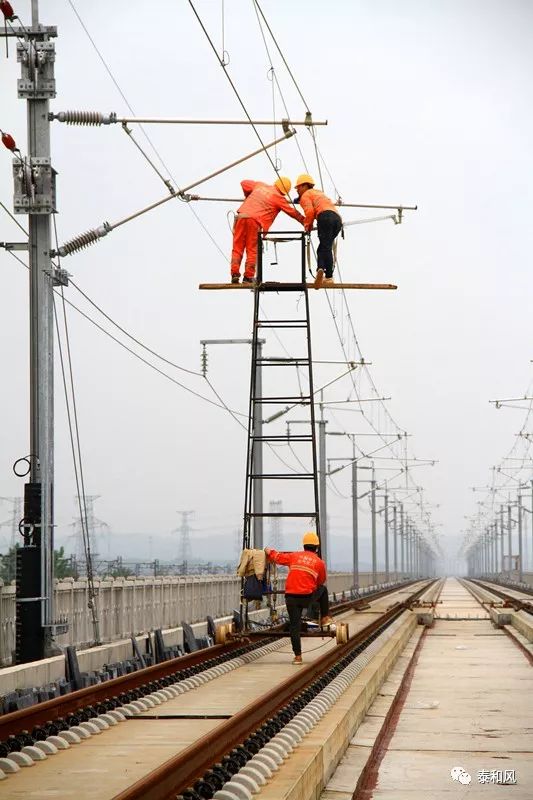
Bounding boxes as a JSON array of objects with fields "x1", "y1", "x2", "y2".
[{"x1": 231, "y1": 217, "x2": 261, "y2": 279}]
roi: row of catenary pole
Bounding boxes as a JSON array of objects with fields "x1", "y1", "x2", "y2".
[{"x1": 466, "y1": 481, "x2": 533, "y2": 582}]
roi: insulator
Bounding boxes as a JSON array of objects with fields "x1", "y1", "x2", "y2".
[
  {"x1": 57, "y1": 223, "x2": 110, "y2": 257},
  {"x1": 1, "y1": 132, "x2": 17, "y2": 151},
  {"x1": 0, "y1": 1, "x2": 15, "y2": 21},
  {"x1": 54, "y1": 110, "x2": 116, "y2": 126}
]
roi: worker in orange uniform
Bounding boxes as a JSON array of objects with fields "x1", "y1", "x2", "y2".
[
  {"x1": 294, "y1": 174, "x2": 342, "y2": 287},
  {"x1": 231, "y1": 176, "x2": 305, "y2": 284},
  {"x1": 265, "y1": 531, "x2": 333, "y2": 665}
]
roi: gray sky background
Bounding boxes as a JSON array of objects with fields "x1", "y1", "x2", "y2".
[{"x1": 1, "y1": 0, "x2": 532, "y2": 571}]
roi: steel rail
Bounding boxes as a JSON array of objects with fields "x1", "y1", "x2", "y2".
[
  {"x1": 0, "y1": 639, "x2": 247, "y2": 743},
  {"x1": 114, "y1": 581, "x2": 434, "y2": 800},
  {"x1": 474, "y1": 576, "x2": 533, "y2": 599},
  {"x1": 0, "y1": 580, "x2": 416, "y2": 741},
  {"x1": 467, "y1": 578, "x2": 533, "y2": 615}
]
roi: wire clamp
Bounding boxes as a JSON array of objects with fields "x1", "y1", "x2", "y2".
[{"x1": 45, "y1": 266, "x2": 70, "y2": 286}]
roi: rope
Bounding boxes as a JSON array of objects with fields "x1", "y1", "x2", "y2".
[
  {"x1": 67, "y1": 0, "x2": 228, "y2": 264},
  {"x1": 252, "y1": 0, "x2": 310, "y2": 111}
]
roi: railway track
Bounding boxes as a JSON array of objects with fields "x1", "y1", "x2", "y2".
[
  {"x1": 0, "y1": 580, "x2": 416, "y2": 748},
  {"x1": 465, "y1": 578, "x2": 533, "y2": 615},
  {"x1": 0, "y1": 579, "x2": 436, "y2": 797},
  {"x1": 461, "y1": 578, "x2": 533, "y2": 614}
]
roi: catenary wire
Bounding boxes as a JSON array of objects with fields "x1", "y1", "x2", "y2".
[
  {"x1": 69, "y1": 279, "x2": 202, "y2": 377},
  {"x1": 66, "y1": 0, "x2": 229, "y2": 264},
  {"x1": 5, "y1": 249, "x2": 248, "y2": 417}
]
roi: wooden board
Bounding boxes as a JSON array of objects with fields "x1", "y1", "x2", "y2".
[{"x1": 199, "y1": 282, "x2": 398, "y2": 290}]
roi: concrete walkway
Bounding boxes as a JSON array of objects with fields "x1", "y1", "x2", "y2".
[{"x1": 324, "y1": 577, "x2": 533, "y2": 799}]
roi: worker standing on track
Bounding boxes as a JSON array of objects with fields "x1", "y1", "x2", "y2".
[
  {"x1": 230, "y1": 176, "x2": 305, "y2": 284},
  {"x1": 294, "y1": 174, "x2": 342, "y2": 287},
  {"x1": 265, "y1": 531, "x2": 333, "y2": 665}
]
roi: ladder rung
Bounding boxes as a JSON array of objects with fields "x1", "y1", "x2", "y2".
[
  {"x1": 257, "y1": 321, "x2": 307, "y2": 328},
  {"x1": 246, "y1": 512, "x2": 319, "y2": 518},
  {"x1": 251, "y1": 435, "x2": 313, "y2": 442},
  {"x1": 252, "y1": 396, "x2": 311, "y2": 403},
  {"x1": 257, "y1": 358, "x2": 310, "y2": 367},
  {"x1": 250, "y1": 473, "x2": 315, "y2": 479},
  {"x1": 258, "y1": 319, "x2": 305, "y2": 324}
]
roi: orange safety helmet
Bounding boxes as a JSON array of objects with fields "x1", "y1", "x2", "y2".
[
  {"x1": 274, "y1": 175, "x2": 292, "y2": 194},
  {"x1": 302, "y1": 531, "x2": 320, "y2": 546},
  {"x1": 295, "y1": 173, "x2": 315, "y2": 188}
]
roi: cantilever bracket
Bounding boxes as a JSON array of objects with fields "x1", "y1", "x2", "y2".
[{"x1": 0, "y1": 241, "x2": 28, "y2": 251}]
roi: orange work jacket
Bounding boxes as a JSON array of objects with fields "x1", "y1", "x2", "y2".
[
  {"x1": 298, "y1": 188, "x2": 341, "y2": 230},
  {"x1": 238, "y1": 180, "x2": 304, "y2": 232},
  {"x1": 268, "y1": 548, "x2": 327, "y2": 595}
]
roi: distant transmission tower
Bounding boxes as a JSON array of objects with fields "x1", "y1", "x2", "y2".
[
  {"x1": 173, "y1": 511, "x2": 194, "y2": 570},
  {"x1": 0, "y1": 497, "x2": 23, "y2": 550},
  {"x1": 268, "y1": 500, "x2": 284, "y2": 549},
  {"x1": 70, "y1": 495, "x2": 109, "y2": 560}
]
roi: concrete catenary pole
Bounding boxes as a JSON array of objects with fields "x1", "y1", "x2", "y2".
[
  {"x1": 384, "y1": 491, "x2": 389, "y2": 581},
  {"x1": 393, "y1": 503, "x2": 398, "y2": 580},
  {"x1": 370, "y1": 466, "x2": 377, "y2": 585},
  {"x1": 351, "y1": 458, "x2": 359, "y2": 590},
  {"x1": 517, "y1": 494, "x2": 523, "y2": 582},
  {"x1": 500, "y1": 504, "x2": 505, "y2": 575},
  {"x1": 507, "y1": 504, "x2": 513, "y2": 577},
  {"x1": 400, "y1": 504, "x2": 405, "y2": 577}
]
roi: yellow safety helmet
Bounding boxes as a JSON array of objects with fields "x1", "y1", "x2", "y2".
[
  {"x1": 295, "y1": 173, "x2": 315, "y2": 188},
  {"x1": 274, "y1": 175, "x2": 292, "y2": 194},
  {"x1": 302, "y1": 531, "x2": 320, "y2": 546}
]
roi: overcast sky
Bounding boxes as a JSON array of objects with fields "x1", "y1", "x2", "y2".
[{"x1": 1, "y1": 1, "x2": 532, "y2": 571}]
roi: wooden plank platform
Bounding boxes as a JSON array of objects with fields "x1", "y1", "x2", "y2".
[{"x1": 199, "y1": 282, "x2": 397, "y2": 290}]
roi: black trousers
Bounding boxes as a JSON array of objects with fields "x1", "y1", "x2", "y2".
[
  {"x1": 316, "y1": 210, "x2": 342, "y2": 277},
  {"x1": 285, "y1": 585, "x2": 330, "y2": 656}
]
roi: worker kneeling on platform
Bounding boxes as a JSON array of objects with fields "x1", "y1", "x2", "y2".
[
  {"x1": 294, "y1": 174, "x2": 342, "y2": 287},
  {"x1": 265, "y1": 531, "x2": 333, "y2": 665},
  {"x1": 230, "y1": 176, "x2": 305, "y2": 284}
]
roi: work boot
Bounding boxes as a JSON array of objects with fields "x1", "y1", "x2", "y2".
[
  {"x1": 313, "y1": 268, "x2": 324, "y2": 289},
  {"x1": 242, "y1": 276, "x2": 256, "y2": 285},
  {"x1": 292, "y1": 655, "x2": 303, "y2": 665},
  {"x1": 231, "y1": 274, "x2": 240, "y2": 284},
  {"x1": 323, "y1": 277, "x2": 335, "y2": 287},
  {"x1": 320, "y1": 616, "x2": 334, "y2": 626}
]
